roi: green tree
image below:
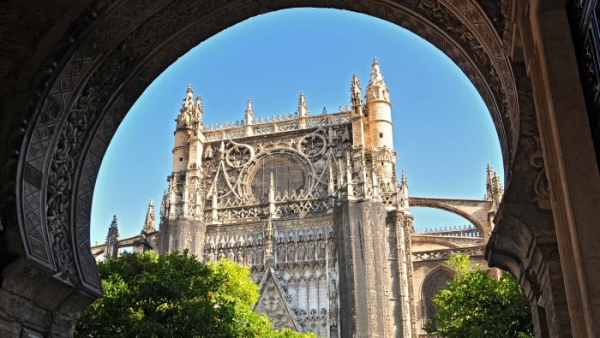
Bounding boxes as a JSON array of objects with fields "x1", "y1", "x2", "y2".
[
  {"x1": 74, "y1": 251, "x2": 315, "y2": 338},
  {"x1": 424, "y1": 253, "x2": 534, "y2": 338}
]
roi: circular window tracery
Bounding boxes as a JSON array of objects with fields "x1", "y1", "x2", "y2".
[{"x1": 250, "y1": 155, "x2": 306, "y2": 196}]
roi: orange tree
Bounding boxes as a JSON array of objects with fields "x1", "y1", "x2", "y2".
[
  {"x1": 74, "y1": 250, "x2": 314, "y2": 338},
  {"x1": 424, "y1": 253, "x2": 534, "y2": 338}
]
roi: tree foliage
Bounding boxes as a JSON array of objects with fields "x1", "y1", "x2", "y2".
[
  {"x1": 74, "y1": 251, "x2": 315, "y2": 338},
  {"x1": 424, "y1": 253, "x2": 534, "y2": 338}
]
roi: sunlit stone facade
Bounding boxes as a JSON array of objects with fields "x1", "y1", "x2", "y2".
[{"x1": 104, "y1": 60, "x2": 500, "y2": 337}]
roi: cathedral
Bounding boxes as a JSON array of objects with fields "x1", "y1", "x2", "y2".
[{"x1": 94, "y1": 59, "x2": 501, "y2": 338}]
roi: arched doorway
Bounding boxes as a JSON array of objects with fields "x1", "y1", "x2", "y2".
[{"x1": 2, "y1": 1, "x2": 599, "y2": 337}]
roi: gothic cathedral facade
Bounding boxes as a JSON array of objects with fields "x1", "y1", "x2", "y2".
[{"x1": 127, "y1": 59, "x2": 500, "y2": 338}]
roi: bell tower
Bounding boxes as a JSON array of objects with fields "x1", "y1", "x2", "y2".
[
  {"x1": 161, "y1": 84, "x2": 206, "y2": 257},
  {"x1": 172, "y1": 84, "x2": 193, "y2": 172},
  {"x1": 365, "y1": 57, "x2": 393, "y2": 148},
  {"x1": 365, "y1": 58, "x2": 395, "y2": 183}
]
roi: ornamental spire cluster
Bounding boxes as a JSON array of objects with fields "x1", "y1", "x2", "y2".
[
  {"x1": 365, "y1": 57, "x2": 390, "y2": 103},
  {"x1": 177, "y1": 84, "x2": 203, "y2": 128},
  {"x1": 485, "y1": 164, "x2": 503, "y2": 206},
  {"x1": 298, "y1": 93, "x2": 308, "y2": 117},
  {"x1": 142, "y1": 199, "x2": 156, "y2": 234}
]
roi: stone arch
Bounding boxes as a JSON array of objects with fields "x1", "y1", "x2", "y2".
[
  {"x1": 3, "y1": 0, "x2": 562, "y2": 336},
  {"x1": 4, "y1": 0, "x2": 600, "y2": 337},
  {"x1": 409, "y1": 196, "x2": 494, "y2": 238},
  {"x1": 420, "y1": 266, "x2": 456, "y2": 322},
  {"x1": 12, "y1": 1, "x2": 516, "y2": 300}
]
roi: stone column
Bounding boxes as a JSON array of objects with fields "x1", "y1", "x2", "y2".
[
  {"x1": 515, "y1": 1, "x2": 600, "y2": 336},
  {"x1": 334, "y1": 200, "x2": 389, "y2": 337},
  {"x1": 389, "y1": 210, "x2": 415, "y2": 338}
]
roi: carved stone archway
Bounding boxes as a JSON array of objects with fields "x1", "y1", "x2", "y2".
[
  {"x1": 4, "y1": 0, "x2": 516, "y2": 297},
  {"x1": 2, "y1": 1, "x2": 600, "y2": 337},
  {"x1": 421, "y1": 267, "x2": 455, "y2": 322}
]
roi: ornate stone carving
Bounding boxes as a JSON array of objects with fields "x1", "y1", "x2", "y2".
[{"x1": 4, "y1": 0, "x2": 524, "y2": 336}]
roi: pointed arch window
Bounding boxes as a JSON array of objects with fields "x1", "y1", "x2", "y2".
[{"x1": 422, "y1": 268, "x2": 454, "y2": 321}]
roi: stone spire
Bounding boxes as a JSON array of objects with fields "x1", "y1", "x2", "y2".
[
  {"x1": 399, "y1": 169, "x2": 410, "y2": 211},
  {"x1": 142, "y1": 199, "x2": 156, "y2": 234},
  {"x1": 298, "y1": 93, "x2": 308, "y2": 117},
  {"x1": 486, "y1": 163, "x2": 493, "y2": 186},
  {"x1": 485, "y1": 164, "x2": 503, "y2": 207},
  {"x1": 105, "y1": 215, "x2": 120, "y2": 259},
  {"x1": 366, "y1": 57, "x2": 390, "y2": 103},
  {"x1": 184, "y1": 84, "x2": 194, "y2": 109},
  {"x1": 401, "y1": 169, "x2": 408, "y2": 189},
  {"x1": 245, "y1": 99, "x2": 254, "y2": 125},
  {"x1": 350, "y1": 74, "x2": 362, "y2": 107}
]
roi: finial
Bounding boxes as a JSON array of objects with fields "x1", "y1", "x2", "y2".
[
  {"x1": 195, "y1": 95, "x2": 203, "y2": 112},
  {"x1": 351, "y1": 74, "x2": 362, "y2": 107},
  {"x1": 486, "y1": 164, "x2": 493, "y2": 184},
  {"x1": 246, "y1": 99, "x2": 254, "y2": 114},
  {"x1": 142, "y1": 199, "x2": 156, "y2": 234},
  {"x1": 110, "y1": 215, "x2": 118, "y2": 228},
  {"x1": 187, "y1": 83, "x2": 193, "y2": 92},
  {"x1": 366, "y1": 58, "x2": 390, "y2": 103},
  {"x1": 298, "y1": 93, "x2": 308, "y2": 117},
  {"x1": 245, "y1": 99, "x2": 254, "y2": 125},
  {"x1": 299, "y1": 93, "x2": 307, "y2": 109},
  {"x1": 401, "y1": 169, "x2": 408, "y2": 188}
]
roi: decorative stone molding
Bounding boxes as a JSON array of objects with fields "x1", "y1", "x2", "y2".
[{"x1": 0, "y1": 0, "x2": 528, "y2": 336}]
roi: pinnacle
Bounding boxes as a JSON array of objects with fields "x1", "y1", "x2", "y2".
[
  {"x1": 298, "y1": 93, "x2": 307, "y2": 108},
  {"x1": 245, "y1": 99, "x2": 254, "y2": 116},
  {"x1": 366, "y1": 58, "x2": 389, "y2": 102},
  {"x1": 110, "y1": 215, "x2": 118, "y2": 228}
]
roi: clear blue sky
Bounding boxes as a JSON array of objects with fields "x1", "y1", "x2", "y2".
[{"x1": 90, "y1": 8, "x2": 503, "y2": 244}]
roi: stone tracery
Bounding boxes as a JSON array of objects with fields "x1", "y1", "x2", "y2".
[{"x1": 3, "y1": 0, "x2": 596, "y2": 337}]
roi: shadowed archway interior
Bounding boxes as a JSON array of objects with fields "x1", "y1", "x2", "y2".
[{"x1": 2, "y1": 0, "x2": 600, "y2": 337}]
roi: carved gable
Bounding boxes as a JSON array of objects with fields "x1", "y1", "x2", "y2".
[{"x1": 254, "y1": 268, "x2": 300, "y2": 332}]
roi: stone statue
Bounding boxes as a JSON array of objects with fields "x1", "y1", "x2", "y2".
[
  {"x1": 277, "y1": 246, "x2": 286, "y2": 263},
  {"x1": 317, "y1": 243, "x2": 326, "y2": 259},
  {"x1": 287, "y1": 245, "x2": 295, "y2": 262},
  {"x1": 328, "y1": 240, "x2": 336, "y2": 257},
  {"x1": 341, "y1": 127, "x2": 350, "y2": 142},
  {"x1": 245, "y1": 251, "x2": 254, "y2": 266},
  {"x1": 329, "y1": 278, "x2": 337, "y2": 296},
  {"x1": 297, "y1": 244, "x2": 306, "y2": 261},
  {"x1": 329, "y1": 300, "x2": 338, "y2": 319},
  {"x1": 256, "y1": 248, "x2": 264, "y2": 265},
  {"x1": 204, "y1": 146, "x2": 213, "y2": 159},
  {"x1": 307, "y1": 242, "x2": 315, "y2": 261}
]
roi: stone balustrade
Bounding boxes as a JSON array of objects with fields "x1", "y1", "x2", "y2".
[{"x1": 412, "y1": 245, "x2": 485, "y2": 262}]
